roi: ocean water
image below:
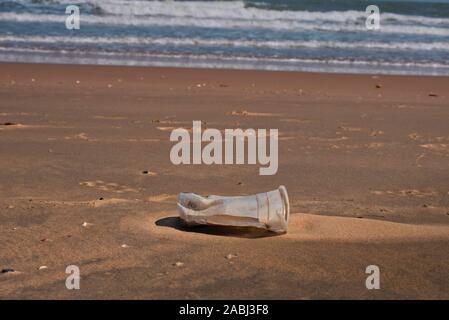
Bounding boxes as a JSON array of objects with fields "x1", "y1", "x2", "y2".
[{"x1": 1, "y1": 0, "x2": 449, "y2": 75}]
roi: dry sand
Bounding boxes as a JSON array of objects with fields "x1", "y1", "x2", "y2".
[{"x1": 0, "y1": 63, "x2": 448, "y2": 299}]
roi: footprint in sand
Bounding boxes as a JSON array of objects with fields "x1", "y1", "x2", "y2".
[
  {"x1": 80, "y1": 180, "x2": 138, "y2": 194},
  {"x1": 420, "y1": 144, "x2": 449, "y2": 155},
  {"x1": 370, "y1": 130, "x2": 384, "y2": 137},
  {"x1": 279, "y1": 118, "x2": 312, "y2": 124},
  {"x1": 151, "y1": 119, "x2": 187, "y2": 125},
  {"x1": 415, "y1": 153, "x2": 426, "y2": 167},
  {"x1": 121, "y1": 138, "x2": 160, "y2": 143},
  {"x1": 338, "y1": 126, "x2": 363, "y2": 132},
  {"x1": 409, "y1": 132, "x2": 449, "y2": 144},
  {"x1": 64, "y1": 132, "x2": 95, "y2": 141},
  {"x1": 371, "y1": 189, "x2": 438, "y2": 197},
  {"x1": 0, "y1": 122, "x2": 31, "y2": 130},
  {"x1": 156, "y1": 126, "x2": 176, "y2": 132},
  {"x1": 91, "y1": 198, "x2": 136, "y2": 208},
  {"x1": 39, "y1": 198, "x2": 138, "y2": 208},
  {"x1": 279, "y1": 136, "x2": 295, "y2": 141},
  {"x1": 147, "y1": 194, "x2": 176, "y2": 203},
  {"x1": 367, "y1": 142, "x2": 385, "y2": 149},
  {"x1": 94, "y1": 115, "x2": 126, "y2": 120},
  {"x1": 141, "y1": 170, "x2": 157, "y2": 176},
  {"x1": 157, "y1": 125, "x2": 197, "y2": 133},
  {"x1": 0, "y1": 112, "x2": 38, "y2": 117},
  {"x1": 71, "y1": 133, "x2": 159, "y2": 143},
  {"x1": 309, "y1": 136, "x2": 349, "y2": 142},
  {"x1": 336, "y1": 125, "x2": 385, "y2": 138},
  {"x1": 409, "y1": 132, "x2": 424, "y2": 141},
  {"x1": 226, "y1": 110, "x2": 281, "y2": 117}
]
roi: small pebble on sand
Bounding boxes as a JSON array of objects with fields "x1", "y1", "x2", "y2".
[
  {"x1": 174, "y1": 261, "x2": 184, "y2": 267},
  {"x1": 38, "y1": 266, "x2": 48, "y2": 270},
  {"x1": 82, "y1": 221, "x2": 93, "y2": 228},
  {"x1": 225, "y1": 254, "x2": 238, "y2": 260}
]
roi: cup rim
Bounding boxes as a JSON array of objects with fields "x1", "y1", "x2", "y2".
[{"x1": 278, "y1": 185, "x2": 290, "y2": 224}]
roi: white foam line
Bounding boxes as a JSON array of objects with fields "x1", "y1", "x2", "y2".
[
  {"x1": 75, "y1": 0, "x2": 449, "y2": 26},
  {"x1": 1, "y1": 46, "x2": 448, "y2": 71},
  {"x1": 1, "y1": 12, "x2": 449, "y2": 36},
  {"x1": 1, "y1": 35, "x2": 449, "y2": 51}
]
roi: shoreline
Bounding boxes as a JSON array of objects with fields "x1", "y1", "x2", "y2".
[
  {"x1": 2, "y1": 54, "x2": 449, "y2": 77},
  {"x1": 3, "y1": 60, "x2": 449, "y2": 79}
]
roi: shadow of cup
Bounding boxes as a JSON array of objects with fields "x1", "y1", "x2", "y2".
[{"x1": 155, "y1": 216, "x2": 280, "y2": 239}]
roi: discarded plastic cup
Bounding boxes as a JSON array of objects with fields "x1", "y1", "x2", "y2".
[{"x1": 177, "y1": 185, "x2": 290, "y2": 233}]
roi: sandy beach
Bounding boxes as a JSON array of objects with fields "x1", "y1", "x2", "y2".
[{"x1": 0, "y1": 62, "x2": 448, "y2": 299}]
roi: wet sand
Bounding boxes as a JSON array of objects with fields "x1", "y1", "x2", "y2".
[{"x1": 0, "y1": 63, "x2": 448, "y2": 299}]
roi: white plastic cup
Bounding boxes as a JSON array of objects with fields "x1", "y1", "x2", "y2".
[{"x1": 177, "y1": 185, "x2": 290, "y2": 233}]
